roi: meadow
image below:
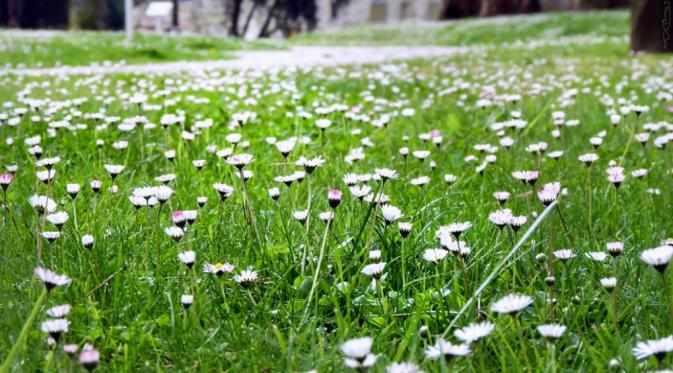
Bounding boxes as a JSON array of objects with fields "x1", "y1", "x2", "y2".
[{"x1": 2, "y1": 10, "x2": 673, "y2": 373}]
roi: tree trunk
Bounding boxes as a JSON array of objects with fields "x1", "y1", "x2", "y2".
[
  {"x1": 441, "y1": 0, "x2": 481, "y2": 19},
  {"x1": 229, "y1": 0, "x2": 243, "y2": 36},
  {"x1": 95, "y1": 0, "x2": 108, "y2": 29},
  {"x1": 242, "y1": 1, "x2": 259, "y2": 36},
  {"x1": 258, "y1": 0, "x2": 277, "y2": 38},
  {"x1": 7, "y1": 0, "x2": 23, "y2": 27},
  {"x1": 172, "y1": 0, "x2": 179, "y2": 30},
  {"x1": 631, "y1": 0, "x2": 673, "y2": 53},
  {"x1": 479, "y1": 0, "x2": 540, "y2": 16}
]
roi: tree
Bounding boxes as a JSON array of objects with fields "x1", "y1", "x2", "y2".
[
  {"x1": 631, "y1": 0, "x2": 673, "y2": 52},
  {"x1": 479, "y1": 0, "x2": 540, "y2": 16},
  {"x1": 172, "y1": 0, "x2": 179, "y2": 30}
]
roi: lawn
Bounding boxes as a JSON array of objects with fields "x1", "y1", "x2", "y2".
[
  {"x1": 0, "y1": 30, "x2": 280, "y2": 68},
  {"x1": 2, "y1": 9, "x2": 673, "y2": 373}
]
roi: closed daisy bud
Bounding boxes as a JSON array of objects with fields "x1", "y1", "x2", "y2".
[
  {"x1": 79, "y1": 347, "x2": 100, "y2": 371},
  {"x1": 81, "y1": 234, "x2": 94, "y2": 249},
  {"x1": 293, "y1": 210, "x2": 309, "y2": 224},
  {"x1": 172, "y1": 211, "x2": 186, "y2": 228},
  {"x1": 545, "y1": 276, "x2": 555, "y2": 287},
  {"x1": 368, "y1": 250, "x2": 382, "y2": 263},
  {"x1": 178, "y1": 251, "x2": 196, "y2": 268},
  {"x1": 42, "y1": 231, "x2": 61, "y2": 243},
  {"x1": 103, "y1": 164, "x2": 124, "y2": 179},
  {"x1": 0, "y1": 173, "x2": 13, "y2": 190},
  {"x1": 601, "y1": 277, "x2": 617, "y2": 292},
  {"x1": 181, "y1": 294, "x2": 194, "y2": 309},
  {"x1": 41, "y1": 318, "x2": 69, "y2": 341},
  {"x1": 328, "y1": 189, "x2": 342, "y2": 209},
  {"x1": 607, "y1": 242, "x2": 624, "y2": 257},
  {"x1": 184, "y1": 210, "x2": 197, "y2": 225},
  {"x1": 268, "y1": 187, "x2": 280, "y2": 201},
  {"x1": 66, "y1": 183, "x2": 80, "y2": 198},
  {"x1": 398, "y1": 222, "x2": 412, "y2": 238},
  {"x1": 90, "y1": 180, "x2": 102, "y2": 194},
  {"x1": 164, "y1": 226, "x2": 184, "y2": 242},
  {"x1": 213, "y1": 183, "x2": 234, "y2": 201}
]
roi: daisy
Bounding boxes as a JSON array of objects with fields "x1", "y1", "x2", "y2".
[
  {"x1": 423, "y1": 249, "x2": 448, "y2": 264},
  {"x1": 66, "y1": 183, "x2": 80, "y2": 198},
  {"x1": 640, "y1": 246, "x2": 673, "y2": 272},
  {"x1": 340, "y1": 336, "x2": 378, "y2": 370},
  {"x1": 444, "y1": 174, "x2": 457, "y2": 185},
  {"x1": 203, "y1": 262, "x2": 235, "y2": 276},
  {"x1": 46, "y1": 304, "x2": 71, "y2": 318},
  {"x1": 553, "y1": 249, "x2": 576, "y2": 261},
  {"x1": 600, "y1": 277, "x2": 617, "y2": 292},
  {"x1": 154, "y1": 186, "x2": 173, "y2": 203},
  {"x1": 633, "y1": 336, "x2": 673, "y2": 360},
  {"x1": 29, "y1": 195, "x2": 57, "y2": 215},
  {"x1": 268, "y1": 187, "x2": 280, "y2": 201},
  {"x1": 213, "y1": 183, "x2": 234, "y2": 201},
  {"x1": 578, "y1": 153, "x2": 598, "y2": 166},
  {"x1": 386, "y1": 362, "x2": 423, "y2": 373},
  {"x1": 493, "y1": 191, "x2": 510, "y2": 205},
  {"x1": 79, "y1": 347, "x2": 100, "y2": 371},
  {"x1": 381, "y1": 205, "x2": 403, "y2": 225},
  {"x1": 350, "y1": 185, "x2": 371, "y2": 200},
  {"x1": 90, "y1": 180, "x2": 102, "y2": 194},
  {"x1": 491, "y1": 294, "x2": 533, "y2": 315},
  {"x1": 275, "y1": 140, "x2": 296, "y2": 158},
  {"x1": 181, "y1": 294, "x2": 194, "y2": 309},
  {"x1": 178, "y1": 251, "x2": 196, "y2": 268},
  {"x1": 293, "y1": 210, "x2": 309, "y2": 224},
  {"x1": 361, "y1": 263, "x2": 386, "y2": 279},
  {"x1": 424, "y1": 338, "x2": 471, "y2": 359},
  {"x1": 296, "y1": 157, "x2": 325, "y2": 174},
  {"x1": 410, "y1": 176, "x2": 430, "y2": 187},
  {"x1": 607, "y1": 242, "x2": 624, "y2": 257},
  {"x1": 81, "y1": 234, "x2": 94, "y2": 249},
  {"x1": 454, "y1": 321, "x2": 494, "y2": 344},
  {"x1": 398, "y1": 222, "x2": 412, "y2": 238},
  {"x1": 319, "y1": 210, "x2": 335, "y2": 222},
  {"x1": 42, "y1": 231, "x2": 61, "y2": 243},
  {"x1": 374, "y1": 168, "x2": 398, "y2": 181},
  {"x1": 40, "y1": 318, "x2": 69, "y2": 341},
  {"x1": 585, "y1": 252, "x2": 607, "y2": 262},
  {"x1": 438, "y1": 222, "x2": 472, "y2": 239},
  {"x1": 197, "y1": 196, "x2": 207, "y2": 208},
  {"x1": 226, "y1": 153, "x2": 254, "y2": 169},
  {"x1": 412, "y1": 150, "x2": 431, "y2": 161},
  {"x1": 36, "y1": 169, "x2": 56, "y2": 184},
  {"x1": 537, "y1": 324, "x2": 567, "y2": 341},
  {"x1": 489, "y1": 209, "x2": 512, "y2": 229},
  {"x1": 164, "y1": 226, "x2": 184, "y2": 242},
  {"x1": 0, "y1": 173, "x2": 13, "y2": 190},
  {"x1": 46, "y1": 212, "x2": 69, "y2": 230},
  {"x1": 328, "y1": 189, "x2": 342, "y2": 209},
  {"x1": 103, "y1": 164, "x2": 124, "y2": 179},
  {"x1": 234, "y1": 267, "x2": 259, "y2": 286},
  {"x1": 512, "y1": 170, "x2": 539, "y2": 185}
]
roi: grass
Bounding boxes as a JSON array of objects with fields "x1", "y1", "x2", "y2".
[
  {"x1": 2, "y1": 9, "x2": 673, "y2": 373},
  {"x1": 291, "y1": 10, "x2": 629, "y2": 46},
  {"x1": 0, "y1": 30, "x2": 281, "y2": 68}
]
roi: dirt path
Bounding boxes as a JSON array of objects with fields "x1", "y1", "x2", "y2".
[{"x1": 3, "y1": 46, "x2": 459, "y2": 76}]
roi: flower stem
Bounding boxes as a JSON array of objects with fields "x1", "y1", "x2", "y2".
[
  {"x1": 0, "y1": 288, "x2": 47, "y2": 371},
  {"x1": 300, "y1": 218, "x2": 332, "y2": 327}
]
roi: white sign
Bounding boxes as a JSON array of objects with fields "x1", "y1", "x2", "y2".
[{"x1": 145, "y1": 1, "x2": 173, "y2": 17}]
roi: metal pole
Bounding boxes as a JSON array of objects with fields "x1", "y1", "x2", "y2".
[{"x1": 125, "y1": 0, "x2": 133, "y2": 45}]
